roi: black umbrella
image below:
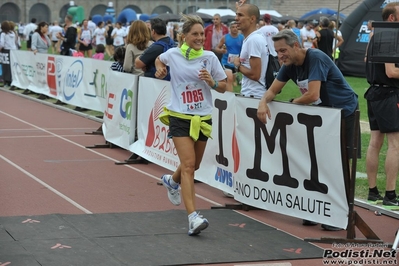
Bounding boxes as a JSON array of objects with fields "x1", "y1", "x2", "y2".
[
  {"x1": 155, "y1": 13, "x2": 180, "y2": 22},
  {"x1": 191, "y1": 12, "x2": 213, "y2": 22},
  {"x1": 278, "y1": 15, "x2": 300, "y2": 23},
  {"x1": 221, "y1": 15, "x2": 236, "y2": 23},
  {"x1": 300, "y1": 13, "x2": 344, "y2": 24}
]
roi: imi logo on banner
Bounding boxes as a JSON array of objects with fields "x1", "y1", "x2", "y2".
[
  {"x1": 145, "y1": 87, "x2": 176, "y2": 156},
  {"x1": 214, "y1": 99, "x2": 240, "y2": 188}
]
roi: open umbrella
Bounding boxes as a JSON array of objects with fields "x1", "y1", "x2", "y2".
[
  {"x1": 155, "y1": 13, "x2": 180, "y2": 22},
  {"x1": 191, "y1": 12, "x2": 213, "y2": 22},
  {"x1": 278, "y1": 15, "x2": 300, "y2": 23},
  {"x1": 221, "y1": 15, "x2": 236, "y2": 23},
  {"x1": 300, "y1": 13, "x2": 344, "y2": 24}
]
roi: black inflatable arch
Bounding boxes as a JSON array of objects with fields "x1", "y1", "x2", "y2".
[{"x1": 338, "y1": 0, "x2": 394, "y2": 77}]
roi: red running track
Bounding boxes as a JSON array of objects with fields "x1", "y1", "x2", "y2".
[{"x1": 1, "y1": 89, "x2": 398, "y2": 266}]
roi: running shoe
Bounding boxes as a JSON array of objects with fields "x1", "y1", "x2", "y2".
[
  {"x1": 367, "y1": 192, "x2": 383, "y2": 204},
  {"x1": 161, "y1": 174, "x2": 181, "y2": 206},
  {"x1": 382, "y1": 196, "x2": 399, "y2": 210},
  {"x1": 188, "y1": 213, "x2": 209, "y2": 236}
]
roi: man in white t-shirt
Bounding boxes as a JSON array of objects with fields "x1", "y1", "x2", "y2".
[
  {"x1": 233, "y1": 3, "x2": 268, "y2": 99},
  {"x1": 87, "y1": 17, "x2": 97, "y2": 35},
  {"x1": 23, "y1": 18, "x2": 37, "y2": 51},
  {"x1": 48, "y1": 21, "x2": 63, "y2": 54},
  {"x1": 300, "y1": 22, "x2": 316, "y2": 49},
  {"x1": 256, "y1": 13, "x2": 279, "y2": 56}
]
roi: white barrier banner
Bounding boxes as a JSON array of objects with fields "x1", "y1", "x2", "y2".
[
  {"x1": 130, "y1": 77, "x2": 179, "y2": 170},
  {"x1": 234, "y1": 97, "x2": 348, "y2": 228},
  {"x1": 102, "y1": 71, "x2": 138, "y2": 149},
  {"x1": 10, "y1": 50, "x2": 36, "y2": 90},
  {"x1": 195, "y1": 91, "x2": 237, "y2": 193},
  {"x1": 131, "y1": 78, "x2": 348, "y2": 228},
  {"x1": 10, "y1": 50, "x2": 111, "y2": 112}
]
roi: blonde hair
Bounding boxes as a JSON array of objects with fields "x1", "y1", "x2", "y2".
[
  {"x1": 180, "y1": 14, "x2": 204, "y2": 35},
  {"x1": 126, "y1": 20, "x2": 151, "y2": 50}
]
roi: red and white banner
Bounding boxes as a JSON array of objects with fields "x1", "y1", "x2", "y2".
[
  {"x1": 131, "y1": 78, "x2": 348, "y2": 229},
  {"x1": 10, "y1": 50, "x2": 112, "y2": 112},
  {"x1": 130, "y1": 77, "x2": 179, "y2": 169},
  {"x1": 10, "y1": 53, "x2": 349, "y2": 228},
  {"x1": 102, "y1": 70, "x2": 138, "y2": 149}
]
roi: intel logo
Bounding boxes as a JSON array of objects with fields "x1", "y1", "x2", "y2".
[{"x1": 63, "y1": 60, "x2": 83, "y2": 101}]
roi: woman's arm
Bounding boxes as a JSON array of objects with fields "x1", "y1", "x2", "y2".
[
  {"x1": 123, "y1": 45, "x2": 134, "y2": 73},
  {"x1": 31, "y1": 33, "x2": 38, "y2": 53}
]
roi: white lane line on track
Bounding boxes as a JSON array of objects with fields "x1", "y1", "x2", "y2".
[
  {"x1": 0, "y1": 109, "x2": 223, "y2": 209},
  {"x1": 0, "y1": 154, "x2": 93, "y2": 214},
  {"x1": 0, "y1": 106, "x2": 318, "y2": 246}
]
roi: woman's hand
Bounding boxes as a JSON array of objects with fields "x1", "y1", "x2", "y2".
[
  {"x1": 199, "y1": 69, "x2": 215, "y2": 88},
  {"x1": 155, "y1": 67, "x2": 167, "y2": 79}
]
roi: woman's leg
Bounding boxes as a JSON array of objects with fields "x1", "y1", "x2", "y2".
[{"x1": 172, "y1": 137, "x2": 207, "y2": 213}]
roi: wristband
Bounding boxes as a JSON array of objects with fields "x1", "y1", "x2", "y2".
[
  {"x1": 211, "y1": 80, "x2": 218, "y2": 89},
  {"x1": 235, "y1": 63, "x2": 241, "y2": 73}
]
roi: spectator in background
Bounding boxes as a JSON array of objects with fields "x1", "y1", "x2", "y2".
[
  {"x1": 287, "y1": 20, "x2": 301, "y2": 44},
  {"x1": 135, "y1": 18, "x2": 174, "y2": 79},
  {"x1": 257, "y1": 13, "x2": 279, "y2": 56},
  {"x1": 123, "y1": 20, "x2": 153, "y2": 75},
  {"x1": 49, "y1": 21, "x2": 63, "y2": 54},
  {"x1": 18, "y1": 22, "x2": 25, "y2": 40},
  {"x1": 111, "y1": 46, "x2": 126, "y2": 72},
  {"x1": 300, "y1": 22, "x2": 316, "y2": 49},
  {"x1": 315, "y1": 17, "x2": 334, "y2": 60},
  {"x1": 216, "y1": 21, "x2": 244, "y2": 90},
  {"x1": 93, "y1": 21, "x2": 107, "y2": 48},
  {"x1": 364, "y1": 20, "x2": 374, "y2": 63},
  {"x1": 9, "y1": 21, "x2": 20, "y2": 49},
  {"x1": 87, "y1": 16, "x2": 96, "y2": 35},
  {"x1": 31, "y1": 21, "x2": 51, "y2": 98},
  {"x1": 172, "y1": 23, "x2": 180, "y2": 43},
  {"x1": 257, "y1": 19, "x2": 265, "y2": 29},
  {"x1": 105, "y1": 20, "x2": 114, "y2": 58},
  {"x1": 233, "y1": 3, "x2": 268, "y2": 99},
  {"x1": 111, "y1": 22, "x2": 126, "y2": 49},
  {"x1": 329, "y1": 20, "x2": 344, "y2": 64},
  {"x1": 364, "y1": 3, "x2": 399, "y2": 208},
  {"x1": 23, "y1": 18, "x2": 37, "y2": 51},
  {"x1": 0, "y1": 21, "x2": 17, "y2": 88},
  {"x1": 77, "y1": 19, "x2": 93, "y2": 58},
  {"x1": 57, "y1": 15, "x2": 77, "y2": 56},
  {"x1": 204, "y1": 13, "x2": 229, "y2": 61},
  {"x1": 31, "y1": 21, "x2": 51, "y2": 54},
  {"x1": 92, "y1": 44, "x2": 105, "y2": 60}
]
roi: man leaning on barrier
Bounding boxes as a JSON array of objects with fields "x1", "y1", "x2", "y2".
[{"x1": 256, "y1": 29, "x2": 360, "y2": 231}]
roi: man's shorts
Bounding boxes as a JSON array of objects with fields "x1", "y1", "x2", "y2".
[
  {"x1": 365, "y1": 86, "x2": 399, "y2": 133},
  {"x1": 168, "y1": 116, "x2": 212, "y2": 141}
]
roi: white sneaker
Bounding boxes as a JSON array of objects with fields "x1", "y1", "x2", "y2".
[
  {"x1": 188, "y1": 213, "x2": 209, "y2": 236},
  {"x1": 161, "y1": 174, "x2": 181, "y2": 206}
]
